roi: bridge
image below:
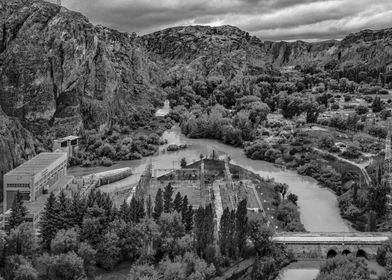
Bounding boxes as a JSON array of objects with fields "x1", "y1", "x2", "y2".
[{"x1": 273, "y1": 232, "x2": 391, "y2": 260}]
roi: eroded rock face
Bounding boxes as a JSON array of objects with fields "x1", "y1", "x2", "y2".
[
  {"x1": 0, "y1": 0, "x2": 164, "y2": 137},
  {"x1": 0, "y1": 108, "x2": 36, "y2": 197},
  {"x1": 0, "y1": 0, "x2": 391, "y2": 185},
  {"x1": 143, "y1": 24, "x2": 392, "y2": 76}
]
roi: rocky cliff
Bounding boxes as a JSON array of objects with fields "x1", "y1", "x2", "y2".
[
  {"x1": 0, "y1": 0, "x2": 164, "y2": 137},
  {"x1": 0, "y1": 0, "x2": 166, "y2": 184},
  {"x1": 143, "y1": 25, "x2": 392, "y2": 78},
  {"x1": 0, "y1": 0, "x2": 392, "y2": 187}
]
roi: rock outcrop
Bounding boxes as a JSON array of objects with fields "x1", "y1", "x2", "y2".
[
  {"x1": 0, "y1": 0, "x2": 164, "y2": 138},
  {"x1": 143, "y1": 25, "x2": 392, "y2": 77},
  {"x1": 0, "y1": 0, "x2": 391, "y2": 188},
  {"x1": 0, "y1": 108, "x2": 36, "y2": 197}
]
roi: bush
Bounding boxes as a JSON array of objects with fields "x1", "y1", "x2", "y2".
[
  {"x1": 369, "y1": 126, "x2": 387, "y2": 139},
  {"x1": 97, "y1": 143, "x2": 116, "y2": 159},
  {"x1": 341, "y1": 146, "x2": 361, "y2": 159},
  {"x1": 319, "y1": 135, "x2": 335, "y2": 149},
  {"x1": 380, "y1": 109, "x2": 391, "y2": 120},
  {"x1": 355, "y1": 105, "x2": 369, "y2": 115},
  {"x1": 331, "y1": 103, "x2": 340, "y2": 110},
  {"x1": 100, "y1": 157, "x2": 113, "y2": 167}
]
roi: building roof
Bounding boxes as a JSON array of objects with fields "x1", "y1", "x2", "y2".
[
  {"x1": 55, "y1": 135, "x2": 79, "y2": 142},
  {"x1": 5, "y1": 152, "x2": 67, "y2": 176}
]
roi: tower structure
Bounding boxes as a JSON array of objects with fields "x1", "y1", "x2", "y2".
[{"x1": 384, "y1": 119, "x2": 392, "y2": 190}]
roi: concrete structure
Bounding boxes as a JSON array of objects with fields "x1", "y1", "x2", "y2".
[
  {"x1": 53, "y1": 136, "x2": 79, "y2": 157},
  {"x1": 273, "y1": 232, "x2": 391, "y2": 260},
  {"x1": 3, "y1": 152, "x2": 73, "y2": 225}
]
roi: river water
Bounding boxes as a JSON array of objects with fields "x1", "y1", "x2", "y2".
[{"x1": 69, "y1": 125, "x2": 353, "y2": 280}]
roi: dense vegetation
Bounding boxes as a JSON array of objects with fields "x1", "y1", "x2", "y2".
[
  {"x1": 162, "y1": 62, "x2": 392, "y2": 232},
  {"x1": 315, "y1": 255, "x2": 370, "y2": 280},
  {"x1": 2, "y1": 181, "x2": 292, "y2": 280}
]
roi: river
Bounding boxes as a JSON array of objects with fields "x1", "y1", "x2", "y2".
[{"x1": 70, "y1": 125, "x2": 352, "y2": 280}]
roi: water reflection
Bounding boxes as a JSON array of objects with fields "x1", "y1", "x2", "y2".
[{"x1": 278, "y1": 261, "x2": 320, "y2": 280}]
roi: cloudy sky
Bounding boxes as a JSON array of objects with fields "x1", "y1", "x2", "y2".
[{"x1": 62, "y1": 0, "x2": 392, "y2": 41}]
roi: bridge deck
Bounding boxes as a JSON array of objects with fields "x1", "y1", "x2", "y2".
[{"x1": 273, "y1": 232, "x2": 391, "y2": 244}]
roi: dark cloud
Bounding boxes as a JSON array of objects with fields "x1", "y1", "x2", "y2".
[{"x1": 62, "y1": 0, "x2": 392, "y2": 41}]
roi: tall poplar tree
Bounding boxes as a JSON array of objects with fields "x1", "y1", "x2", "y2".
[
  {"x1": 153, "y1": 188, "x2": 163, "y2": 220},
  {"x1": 184, "y1": 205, "x2": 194, "y2": 232},
  {"x1": 146, "y1": 195, "x2": 153, "y2": 218},
  {"x1": 236, "y1": 199, "x2": 248, "y2": 257},
  {"x1": 163, "y1": 183, "x2": 174, "y2": 213},
  {"x1": 173, "y1": 192, "x2": 183, "y2": 213}
]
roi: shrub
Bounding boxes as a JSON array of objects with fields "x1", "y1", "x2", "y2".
[
  {"x1": 331, "y1": 103, "x2": 339, "y2": 110},
  {"x1": 97, "y1": 143, "x2": 116, "y2": 159},
  {"x1": 341, "y1": 146, "x2": 361, "y2": 159},
  {"x1": 380, "y1": 109, "x2": 391, "y2": 120},
  {"x1": 100, "y1": 157, "x2": 113, "y2": 167},
  {"x1": 369, "y1": 126, "x2": 387, "y2": 139},
  {"x1": 355, "y1": 105, "x2": 369, "y2": 115}
]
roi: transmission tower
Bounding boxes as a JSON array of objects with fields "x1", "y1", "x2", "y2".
[{"x1": 384, "y1": 119, "x2": 392, "y2": 210}]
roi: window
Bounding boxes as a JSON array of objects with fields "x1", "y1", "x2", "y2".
[{"x1": 7, "y1": 183, "x2": 30, "y2": 188}]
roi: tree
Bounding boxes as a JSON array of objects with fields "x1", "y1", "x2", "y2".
[
  {"x1": 219, "y1": 208, "x2": 230, "y2": 257},
  {"x1": 49, "y1": 252, "x2": 85, "y2": 280},
  {"x1": 367, "y1": 185, "x2": 389, "y2": 218},
  {"x1": 5, "y1": 223, "x2": 38, "y2": 258},
  {"x1": 129, "y1": 196, "x2": 144, "y2": 223},
  {"x1": 8, "y1": 191, "x2": 28, "y2": 229},
  {"x1": 50, "y1": 228, "x2": 79, "y2": 254},
  {"x1": 181, "y1": 196, "x2": 189, "y2": 224},
  {"x1": 14, "y1": 263, "x2": 38, "y2": 280},
  {"x1": 173, "y1": 192, "x2": 183, "y2": 213},
  {"x1": 372, "y1": 96, "x2": 384, "y2": 113},
  {"x1": 287, "y1": 193, "x2": 298, "y2": 206},
  {"x1": 146, "y1": 195, "x2": 153, "y2": 218},
  {"x1": 57, "y1": 190, "x2": 71, "y2": 230},
  {"x1": 236, "y1": 199, "x2": 248, "y2": 257},
  {"x1": 77, "y1": 242, "x2": 96, "y2": 276},
  {"x1": 180, "y1": 158, "x2": 187, "y2": 168},
  {"x1": 119, "y1": 199, "x2": 129, "y2": 221},
  {"x1": 184, "y1": 205, "x2": 194, "y2": 232},
  {"x1": 80, "y1": 217, "x2": 103, "y2": 246},
  {"x1": 153, "y1": 188, "x2": 164, "y2": 220},
  {"x1": 4, "y1": 255, "x2": 30, "y2": 280},
  {"x1": 377, "y1": 238, "x2": 392, "y2": 266},
  {"x1": 39, "y1": 192, "x2": 60, "y2": 249},
  {"x1": 163, "y1": 183, "x2": 174, "y2": 213},
  {"x1": 385, "y1": 252, "x2": 392, "y2": 280},
  {"x1": 96, "y1": 232, "x2": 121, "y2": 270},
  {"x1": 356, "y1": 105, "x2": 369, "y2": 115}
]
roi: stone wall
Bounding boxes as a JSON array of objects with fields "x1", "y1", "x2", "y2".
[{"x1": 285, "y1": 243, "x2": 380, "y2": 260}]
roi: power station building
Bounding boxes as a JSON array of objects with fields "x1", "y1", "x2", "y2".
[{"x1": 3, "y1": 152, "x2": 74, "y2": 225}]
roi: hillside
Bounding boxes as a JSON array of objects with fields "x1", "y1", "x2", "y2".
[{"x1": 0, "y1": 0, "x2": 392, "y2": 189}]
